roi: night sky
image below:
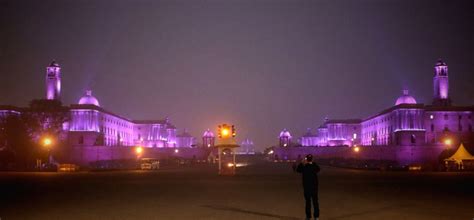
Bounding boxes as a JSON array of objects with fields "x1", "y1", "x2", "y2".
[{"x1": 1, "y1": 0, "x2": 473, "y2": 150}]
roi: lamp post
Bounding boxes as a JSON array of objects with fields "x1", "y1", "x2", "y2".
[{"x1": 40, "y1": 136, "x2": 53, "y2": 169}]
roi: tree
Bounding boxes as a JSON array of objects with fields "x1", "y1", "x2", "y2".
[
  {"x1": 0, "y1": 99, "x2": 70, "y2": 169},
  {"x1": 0, "y1": 114, "x2": 34, "y2": 169},
  {"x1": 23, "y1": 99, "x2": 70, "y2": 139}
]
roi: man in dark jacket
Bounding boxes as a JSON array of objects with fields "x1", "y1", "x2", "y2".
[{"x1": 296, "y1": 154, "x2": 320, "y2": 220}]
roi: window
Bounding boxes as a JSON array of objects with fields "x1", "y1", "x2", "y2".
[
  {"x1": 410, "y1": 134, "x2": 416, "y2": 144},
  {"x1": 79, "y1": 136, "x2": 84, "y2": 145},
  {"x1": 431, "y1": 124, "x2": 434, "y2": 132}
]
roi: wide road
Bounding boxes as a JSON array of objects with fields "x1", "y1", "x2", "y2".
[{"x1": 0, "y1": 162, "x2": 473, "y2": 220}]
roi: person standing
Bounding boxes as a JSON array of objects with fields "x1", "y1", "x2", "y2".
[{"x1": 296, "y1": 154, "x2": 320, "y2": 220}]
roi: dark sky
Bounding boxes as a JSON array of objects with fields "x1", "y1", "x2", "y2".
[{"x1": 1, "y1": 0, "x2": 473, "y2": 150}]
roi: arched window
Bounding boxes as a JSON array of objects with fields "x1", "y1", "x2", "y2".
[{"x1": 410, "y1": 134, "x2": 416, "y2": 144}]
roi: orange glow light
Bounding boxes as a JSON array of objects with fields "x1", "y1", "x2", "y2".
[
  {"x1": 135, "y1": 146, "x2": 143, "y2": 154},
  {"x1": 43, "y1": 138, "x2": 52, "y2": 147},
  {"x1": 222, "y1": 129, "x2": 229, "y2": 136},
  {"x1": 444, "y1": 139, "x2": 452, "y2": 146}
]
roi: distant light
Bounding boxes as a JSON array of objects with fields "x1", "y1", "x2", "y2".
[
  {"x1": 174, "y1": 149, "x2": 179, "y2": 153},
  {"x1": 283, "y1": 143, "x2": 287, "y2": 147},
  {"x1": 222, "y1": 129, "x2": 229, "y2": 137},
  {"x1": 371, "y1": 137, "x2": 375, "y2": 141},
  {"x1": 207, "y1": 144, "x2": 211, "y2": 147},
  {"x1": 430, "y1": 115, "x2": 434, "y2": 120},
  {"x1": 227, "y1": 163, "x2": 234, "y2": 167},
  {"x1": 135, "y1": 146, "x2": 143, "y2": 154},
  {"x1": 444, "y1": 139, "x2": 452, "y2": 146},
  {"x1": 353, "y1": 147, "x2": 360, "y2": 152},
  {"x1": 43, "y1": 138, "x2": 53, "y2": 147},
  {"x1": 353, "y1": 133, "x2": 357, "y2": 139},
  {"x1": 235, "y1": 163, "x2": 248, "y2": 167},
  {"x1": 268, "y1": 150, "x2": 274, "y2": 154}
]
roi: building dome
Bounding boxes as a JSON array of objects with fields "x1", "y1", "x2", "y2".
[
  {"x1": 435, "y1": 59, "x2": 447, "y2": 66},
  {"x1": 279, "y1": 129, "x2": 291, "y2": 138},
  {"x1": 203, "y1": 129, "x2": 215, "y2": 138},
  {"x1": 395, "y1": 90, "x2": 417, "y2": 106},
  {"x1": 78, "y1": 90, "x2": 100, "y2": 106}
]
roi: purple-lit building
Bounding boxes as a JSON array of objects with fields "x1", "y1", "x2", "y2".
[
  {"x1": 238, "y1": 138, "x2": 256, "y2": 154},
  {"x1": 1, "y1": 61, "x2": 194, "y2": 150},
  {"x1": 202, "y1": 129, "x2": 215, "y2": 148},
  {"x1": 278, "y1": 129, "x2": 292, "y2": 147},
  {"x1": 291, "y1": 60, "x2": 474, "y2": 147}
]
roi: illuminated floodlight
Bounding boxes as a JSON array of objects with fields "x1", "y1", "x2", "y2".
[
  {"x1": 135, "y1": 146, "x2": 143, "y2": 154},
  {"x1": 42, "y1": 137, "x2": 53, "y2": 147},
  {"x1": 444, "y1": 139, "x2": 452, "y2": 146},
  {"x1": 222, "y1": 129, "x2": 229, "y2": 137}
]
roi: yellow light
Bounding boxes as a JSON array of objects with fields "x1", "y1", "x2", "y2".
[
  {"x1": 353, "y1": 147, "x2": 360, "y2": 152},
  {"x1": 444, "y1": 139, "x2": 452, "y2": 146},
  {"x1": 227, "y1": 163, "x2": 234, "y2": 167},
  {"x1": 135, "y1": 146, "x2": 143, "y2": 154},
  {"x1": 43, "y1": 138, "x2": 52, "y2": 147},
  {"x1": 222, "y1": 129, "x2": 229, "y2": 136}
]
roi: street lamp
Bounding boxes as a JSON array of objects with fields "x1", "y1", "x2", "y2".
[
  {"x1": 40, "y1": 136, "x2": 54, "y2": 168},
  {"x1": 444, "y1": 139, "x2": 452, "y2": 147},
  {"x1": 42, "y1": 137, "x2": 53, "y2": 148},
  {"x1": 135, "y1": 146, "x2": 143, "y2": 155}
]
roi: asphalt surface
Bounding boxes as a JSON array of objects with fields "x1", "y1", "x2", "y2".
[{"x1": 1, "y1": 163, "x2": 473, "y2": 220}]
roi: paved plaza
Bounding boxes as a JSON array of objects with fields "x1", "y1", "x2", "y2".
[{"x1": 0, "y1": 163, "x2": 473, "y2": 220}]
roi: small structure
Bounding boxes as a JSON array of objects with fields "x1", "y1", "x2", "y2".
[
  {"x1": 444, "y1": 143, "x2": 474, "y2": 170},
  {"x1": 215, "y1": 124, "x2": 239, "y2": 175}
]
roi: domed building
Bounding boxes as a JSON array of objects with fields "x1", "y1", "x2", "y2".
[
  {"x1": 395, "y1": 90, "x2": 417, "y2": 106},
  {"x1": 291, "y1": 59, "x2": 474, "y2": 148},
  {"x1": 279, "y1": 129, "x2": 292, "y2": 147},
  {"x1": 202, "y1": 129, "x2": 215, "y2": 147},
  {"x1": 78, "y1": 90, "x2": 100, "y2": 106}
]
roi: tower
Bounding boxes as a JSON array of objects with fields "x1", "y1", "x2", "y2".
[
  {"x1": 279, "y1": 128, "x2": 291, "y2": 147},
  {"x1": 432, "y1": 59, "x2": 451, "y2": 106},
  {"x1": 46, "y1": 60, "x2": 61, "y2": 100},
  {"x1": 202, "y1": 129, "x2": 215, "y2": 147}
]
